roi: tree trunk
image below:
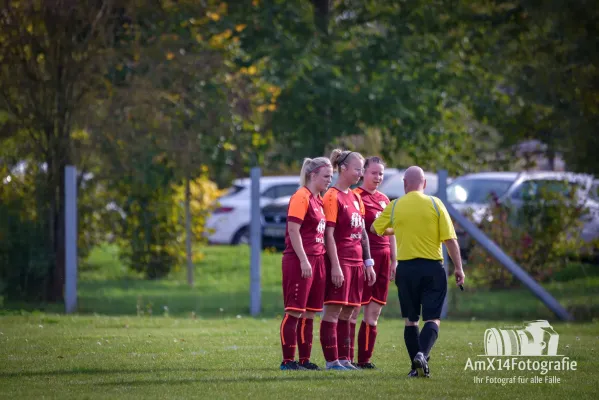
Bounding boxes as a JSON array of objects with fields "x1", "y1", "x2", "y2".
[
  {"x1": 47, "y1": 95, "x2": 72, "y2": 302},
  {"x1": 185, "y1": 175, "x2": 194, "y2": 287},
  {"x1": 48, "y1": 153, "x2": 68, "y2": 302},
  {"x1": 46, "y1": 154, "x2": 55, "y2": 301},
  {"x1": 312, "y1": 0, "x2": 330, "y2": 35},
  {"x1": 547, "y1": 148, "x2": 556, "y2": 171}
]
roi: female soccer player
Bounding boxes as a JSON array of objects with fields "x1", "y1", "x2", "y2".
[
  {"x1": 350, "y1": 156, "x2": 397, "y2": 369},
  {"x1": 280, "y1": 156, "x2": 333, "y2": 370},
  {"x1": 320, "y1": 149, "x2": 376, "y2": 370}
]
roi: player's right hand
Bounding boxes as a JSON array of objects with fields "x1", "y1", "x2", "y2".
[
  {"x1": 300, "y1": 260, "x2": 312, "y2": 279},
  {"x1": 331, "y1": 267, "x2": 344, "y2": 288},
  {"x1": 389, "y1": 260, "x2": 398, "y2": 281},
  {"x1": 454, "y1": 268, "x2": 465, "y2": 286}
]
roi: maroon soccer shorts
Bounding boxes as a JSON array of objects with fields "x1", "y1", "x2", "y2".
[
  {"x1": 282, "y1": 253, "x2": 326, "y2": 313},
  {"x1": 361, "y1": 248, "x2": 391, "y2": 305},
  {"x1": 324, "y1": 257, "x2": 364, "y2": 307}
]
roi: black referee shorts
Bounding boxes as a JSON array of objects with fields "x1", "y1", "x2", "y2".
[{"x1": 395, "y1": 258, "x2": 447, "y2": 322}]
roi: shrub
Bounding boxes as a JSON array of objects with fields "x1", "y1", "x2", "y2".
[
  {"x1": 0, "y1": 165, "x2": 53, "y2": 300},
  {"x1": 468, "y1": 180, "x2": 591, "y2": 288},
  {"x1": 116, "y1": 174, "x2": 223, "y2": 279}
]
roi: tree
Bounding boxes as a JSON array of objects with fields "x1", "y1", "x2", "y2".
[
  {"x1": 0, "y1": 0, "x2": 121, "y2": 300},
  {"x1": 454, "y1": 0, "x2": 599, "y2": 173},
  {"x1": 220, "y1": 1, "x2": 505, "y2": 174},
  {"x1": 82, "y1": 1, "x2": 277, "y2": 279}
]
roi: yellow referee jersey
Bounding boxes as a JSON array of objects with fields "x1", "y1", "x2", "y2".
[{"x1": 372, "y1": 191, "x2": 456, "y2": 261}]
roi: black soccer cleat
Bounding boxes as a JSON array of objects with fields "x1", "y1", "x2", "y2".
[
  {"x1": 408, "y1": 369, "x2": 418, "y2": 377},
  {"x1": 413, "y1": 352, "x2": 430, "y2": 378},
  {"x1": 299, "y1": 360, "x2": 321, "y2": 370},
  {"x1": 356, "y1": 362, "x2": 377, "y2": 370},
  {"x1": 411, "y1": 355, "x2": 430, "y2": 371},
  {"x1": 280, "y1": 361, "x2": 307, "y2": 371}
]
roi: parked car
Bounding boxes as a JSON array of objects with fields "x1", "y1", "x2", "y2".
[
  {"x1": 446, "y1": 171, "x2": 599, "y2": 255},
  {"x1": 206, "y1": 175, "x2": 300, "y2": 245},
  {"x1": 261, "y1": 195, "x2": 293, "y2": 250}
]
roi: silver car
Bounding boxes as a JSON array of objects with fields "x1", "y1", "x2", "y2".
[{"x1": 446, "y1": 171, "x2": 599, "y2": 255}]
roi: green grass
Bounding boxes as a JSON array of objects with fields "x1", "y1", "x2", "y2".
[
  {"x1": 4, "y1": 244, "x2": 598, "y2": 321},
  {"x1": 1, "y1": 316, "x2": 598, "y2": 399},
  {"x1": 1, "y1": 245, "x2": 599, "y2": 398}
]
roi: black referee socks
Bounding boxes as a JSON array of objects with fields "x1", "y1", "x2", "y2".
[
  {"x1": 404, "y1": 326, "x2": 420, "y2": 369},
  {"x1": 418, "y1": 321, "x2": 439, "y2": 357}
]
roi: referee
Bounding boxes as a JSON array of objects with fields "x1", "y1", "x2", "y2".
[{"x1": 371, "y1": 166, "x2": 465, "y2": 378}]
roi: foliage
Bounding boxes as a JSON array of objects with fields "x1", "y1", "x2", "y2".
[
  {"x1": 0, "y1": 0, "x2": 122, "y2": 300},
  {"x1": 0, "y1": 164, "x2": 52, "y2": 300},
  {"x1": 0, "y1": 145, "x2": 110, "y2": 300},
  {"x1": 171, "y1": 173, "x2": 225, "y2": 260},
  {"x1": 468, "y1": 182, "x2": 592, "y2": 288},
  {"x1": 455, "y1": 0, "x2": 599, "y2": 174},
  {"x1": 114, "y1": 172, "x2": 222, "y2": 280},
  {"x1": 1, "y1": 0, "x2": 599, "y2": 297},
  {"x1": 219, "y1": 1, "x2": 509, "y2": 175},
  {"x1": 116, "y1": 188, "x2": 179, "y2": 280}
]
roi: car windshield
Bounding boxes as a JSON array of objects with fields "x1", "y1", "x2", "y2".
[
  {"x1": 220, "y1": 184, "x2": 246, "y2": 198},
  {"x1": 447, "y1": 178, "x2": 513, "y2": 204},
  {"x1": 519, "y1": 180, "x2": 579, "y2": 197}
]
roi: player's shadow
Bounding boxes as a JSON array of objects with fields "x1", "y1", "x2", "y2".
[
  {"x1": 97, "y1": 374, "x2": 373, "y2": 385},
  {"x1": 0, "y1": 367, "x2": 282, "y2": 378}
]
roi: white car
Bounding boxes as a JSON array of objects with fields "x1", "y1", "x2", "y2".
[{"x1": 206, "y1": 175, "x2": 300, "y2": 245}]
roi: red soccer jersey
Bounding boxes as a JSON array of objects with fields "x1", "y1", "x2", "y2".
[
  {"x1": 323, "y1": 187, "x2": 365, "y2": 264},
  {"x1": 284, "y1": 186, "x2": 326, "y2": 256},
  {"x1": 354, "y1": 188, "x2": 390, "y2": 250}
]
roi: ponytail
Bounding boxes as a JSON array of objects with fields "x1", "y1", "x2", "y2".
[
  {"x1": 299, "y1": 158, "x2": 312, "y2": 187},
  {"x1": 330, "y1": 148, "x2": 364, "y2": 171}
]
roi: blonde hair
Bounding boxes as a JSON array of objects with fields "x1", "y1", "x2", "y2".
[
  {"x1": 300, "y1": 157, "x2": 332, "y2": 186},
  {"x1": 329, "y1": 148, "x2": 364, "y2": 171}
]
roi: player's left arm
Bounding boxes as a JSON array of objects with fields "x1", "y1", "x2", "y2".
[
  {"x1": 435, "y1": 197, "x2": 464, "y2": 285},
  {"x1": 360, "y1": 226, "x2": 371, "y2": 261},
  {"x1": 358, "y1": 196, "x2": 376, "y2": 285},
  {"x1": 358, "y1": 195, "x2": 371, "y2": 260},
  {"x1": 362, "y1": 227, "x2": 376, "y2": 286}
]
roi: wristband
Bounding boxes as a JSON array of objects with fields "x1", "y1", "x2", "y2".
[{"x1": 364, "y1": 258, "x2": 374, "y2": 268}]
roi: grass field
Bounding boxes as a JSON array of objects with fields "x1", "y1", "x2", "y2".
[
  {"x1": 1, "y1": 316, "x2": 598, "y2": 399},
  {"x1": 4, "y1": 244, "x2": 598, "y2": 321},
  {"x1": 1, "y1": 245, "x2": 599, "y2": 399}
]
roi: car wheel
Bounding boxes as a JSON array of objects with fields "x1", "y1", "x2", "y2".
[{"x1": 232, "y1": 226, "x2": 250, "y2": 245}]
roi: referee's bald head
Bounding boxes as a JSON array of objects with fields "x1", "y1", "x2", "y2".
[{"x1": 404, "y1": 166, "x2": 426, "y2": 193}]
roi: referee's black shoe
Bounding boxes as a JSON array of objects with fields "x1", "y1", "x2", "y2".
[
  {"x1": 408, "y1": 355, "x2": 430, "y2": 377},
  {"x1": 413, "y1": 352, "x2": 430, "y2": 378}
]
